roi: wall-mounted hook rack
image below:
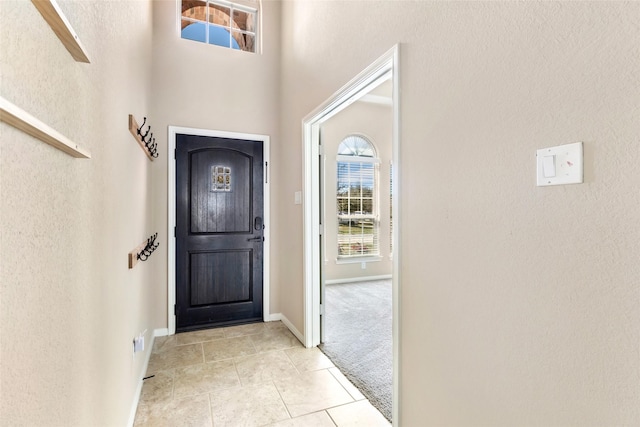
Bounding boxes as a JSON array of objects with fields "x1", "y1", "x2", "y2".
[
  {"x1": 128, "y1": 114, "x2": 158, "y2": 160},
  {"x1": 128, "y1": 233, "x2": 160, "y2": 269}
]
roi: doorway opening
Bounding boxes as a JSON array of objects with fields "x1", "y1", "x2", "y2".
[
  {"x1": 302, "y1": 45, "x2": 400, "y2": 424},
  {"x1": 318, "y1": 83, "x2": 393, "y2": 420},
  {"x1": 167, "y1": 127, "x2": 270, "y2": 335}
]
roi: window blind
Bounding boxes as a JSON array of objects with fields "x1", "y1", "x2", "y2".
[{"x1": 337, "y1": 160, "x2": 379, "y2": 258}]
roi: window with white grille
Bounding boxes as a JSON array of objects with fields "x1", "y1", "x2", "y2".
[
  {"x1": 336, "y1": 135, "x2": 379, "y2": 258},
  {"x1": 180, "y1": 0, "x2": 257, "y2": 53}
]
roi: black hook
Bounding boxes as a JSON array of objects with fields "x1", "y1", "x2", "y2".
[
  {"x1": 136, "y1": 117, "x2": 151, "y2": 144},
  {"x1": 144, "y1": 133, "x2": 154, "y2": 150},
  {"x1": 145, "y1": 135, "x2": 159, "y2": 158},
  {"x1": 136, "y1": 117, "x2": 147, "y2": 137},
  {"x1": 142, "y1": 125, "x2": 151, "y2": 142},
  {"x1": 137, "y1": 233, "x2": 159, "y2": 261}
]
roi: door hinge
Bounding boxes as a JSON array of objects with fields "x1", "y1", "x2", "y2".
[
  {"x1": 318, "y1": 145, "x2": 324, "y2": 156},
  {"x1": 265, "y1": 161, "x2": 268, "y2": 184},
  {"x1": 319, "y1": 303, "x2": 324, "y2": 315},
  {"x1": 319, "y1": 224, "x2": 324, "y2": 235}
]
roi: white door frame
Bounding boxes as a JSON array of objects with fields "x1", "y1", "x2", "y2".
[
  {"x1": 302, "y1": 44, "x2": 401, "y2": 424},
  {"x1": 167, "y1": 126, "x2": 270, "y2": 335}
]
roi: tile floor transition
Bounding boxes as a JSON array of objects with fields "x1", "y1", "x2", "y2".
[{"x1": 134, "y1": 321, "x2": 390, "y2": 427}]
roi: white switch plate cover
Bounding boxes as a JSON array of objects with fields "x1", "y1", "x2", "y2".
[{"x1": 536, "y1": 142, "x2": 583, "y2": 186}]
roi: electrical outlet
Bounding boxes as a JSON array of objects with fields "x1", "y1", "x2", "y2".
[
  {"x1": 133, "y1": 329, "x2": 147, "y2": 356},
  {"x1": 133, "y1": 336, "x2": 144, "y2": 353}
]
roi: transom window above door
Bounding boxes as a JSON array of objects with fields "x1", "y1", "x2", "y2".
[
  {"x1": 336, "y1": 135, "x2": 380, "y2": 258},
  {"x1": 180, "y1": 0, "x2": 258, "y2": 53}
]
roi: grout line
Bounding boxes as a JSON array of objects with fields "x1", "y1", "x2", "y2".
[
  {"x1": 324, "y1": 400, "x2": 391, "y2": 426},
  {"x1": 271, "y1": 379, "x2": 294, "y2": 421},
  {"x1": 247, "y1": 334, "x2": 259, "y2": 354},
  {"x1": 207, "y1": 393, "x2": 214, "y2": 427},
  {"x1": 230, "y1": 356, "x2": 245, "y2": 387},
  {"x1": 325, "y1": 409, "x2": 339, "y2": 426},
  {"x1": 170, "y1": 368, "x2": 176, "y2": 401},
  {"x1": 282, "y1": 347, "x2": 303, "y2": 375},
  {"x1": 177, "y1": 334, "x2": 226, "y2": 346},
  {"x1": 327, "y1": 368, "x2": 358, "y2": 402}
]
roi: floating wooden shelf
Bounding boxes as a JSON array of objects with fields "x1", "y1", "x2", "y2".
[
  {"x1": 0, "y1": 96, "x2": 91, "y2": 159},
  {"x1": 31, "y1": 0, "x2": 90, "y2": 63}
]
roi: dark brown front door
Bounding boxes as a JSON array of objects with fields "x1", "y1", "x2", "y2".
[{"x1": 176, "y1": 134, "x2": 264, "y2": 331}]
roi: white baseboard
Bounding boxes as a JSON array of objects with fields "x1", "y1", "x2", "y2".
[
  {"x1": 153, "y1": 328, "x2": 169, "y2": 337},
  {"x1": 267, "y1": 312, "x2": 305, "y2": 345},
  {"x1": 325, "y1": 274, "x2": 392, "y2": 285},
  {"x1": 127, "y1": 331, "x2": 158, "y2": 427}
]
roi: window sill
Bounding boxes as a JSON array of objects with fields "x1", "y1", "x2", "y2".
[{"x1": 335, "y1": 256, "x2": 383, "y2": 265}]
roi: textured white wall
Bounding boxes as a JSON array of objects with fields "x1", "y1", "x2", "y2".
[
  {"x1": 0, "y1": 1, "x2": 154, "y2": 425},
  {"x1": 279, "y1": 1, "x2": 640, "y2": 425},
  {"x1": 321, "y1": 101, "x2": 393, "y2": 282}
]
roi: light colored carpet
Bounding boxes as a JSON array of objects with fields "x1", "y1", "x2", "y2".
[{"x1": 319, "y1": 279, "x2": 392, "y2": 421}]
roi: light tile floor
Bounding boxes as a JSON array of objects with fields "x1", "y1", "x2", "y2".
[{"x1": 134, "y1": 321, "x2": 390, "y2": 427}]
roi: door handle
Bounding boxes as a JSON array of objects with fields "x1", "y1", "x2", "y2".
[
  {"x1": 247, "y1": 236, "x2": 263, "y2": 242},
  {"x1": 254, "y1": 216, "x2": 263, "y2": 230}
]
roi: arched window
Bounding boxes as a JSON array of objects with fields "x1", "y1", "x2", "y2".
[
  {"x1": 336, "y1": 135, "x2": 380, "y2": 258},
  {"x1": 181, "y1": 1, "x2": 257, "y2": 53}
]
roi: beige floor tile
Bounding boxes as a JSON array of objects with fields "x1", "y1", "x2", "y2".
[
  {"x1": 327, "y1": 400, "x2": 390, "y2": 426},
  {"x1": 265, "y1": 320, "x2": 288, "y2": 331},
  {"x1": 139, "y1": 370, "x2": 174, "y2": 404},
  {"x1": 250, "y1": 328, "x2": 303, "y2": 353},
  {"x1": 267, "y1": 411, "x2": 336, "y2": 427},
  {"x1": 203, "y1": 335, "x2": 256, "y2": 361},
  {"x1": 136, "y1": 325, "x2": 381, "y2": 426},
  {"x1": 285, "y1": 347, "x2": 334, "y2": 372},
  {"x1": 173, "y1": 359, "x2": 240, "y2": 398},
  {"x1": 209, "y1": 383, "x2": 290, "y2": 427},
  {"x1": 328, "y1": 368, "x2": 365, "y2": 401},
  {"x1": 234, "y1": 350, "x2": 298, "y2": 386},
  {"x1": 147, "y1": 343, "x2": 204, "y2": 374},
  {"x1": 274, "y1": 369, "x2": 354, "y2": 418},
  {"x1": 222, "y1": 322, "x2": 267, "y2": 338},
  {"x1": 176, "y1": 328, "x2": 225, "y2": 345},
  {"x1": 134, "y1": 393, "x2": 211, "y2": 427},
  {"x1": 152, "y1": 335, "x2": 178, "y2": 353}
]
